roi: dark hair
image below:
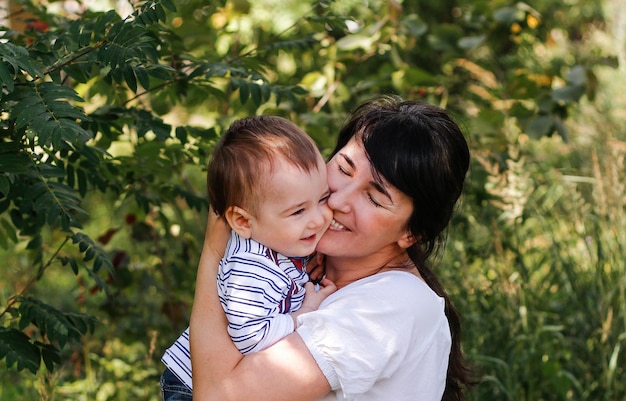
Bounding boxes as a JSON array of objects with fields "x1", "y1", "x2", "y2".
[
  {"x1": 332, "y1": 95, "x2": 474, "y2": 400},
  {"x1": 207, "y1": 115, "x2": 320, "y2": 215}
]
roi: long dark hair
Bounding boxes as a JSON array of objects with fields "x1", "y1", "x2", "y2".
[{"x1": 331, "y1": 95, "x2": 474, "y2": 400}]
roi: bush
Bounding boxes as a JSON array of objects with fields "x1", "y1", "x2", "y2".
[{"x1": 1, "y1": 0, "x2": 623, "y2": 399}]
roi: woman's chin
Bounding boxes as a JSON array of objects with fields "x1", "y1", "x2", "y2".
[{"x1": 316, "y1": 231, "x2": 344, "y2": 254}]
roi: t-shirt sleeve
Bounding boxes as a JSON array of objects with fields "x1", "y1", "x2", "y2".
[
  {"x1": 219, "y1": 253, "x2": 296, "y2": 354},
  {"x1": 295, "y1": 274, "x2": 447, "y2": 396}
]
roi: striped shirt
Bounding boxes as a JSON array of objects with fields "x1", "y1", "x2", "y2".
[{"x1": 161, "y1": 231, "x2": 309, "y2": 389}]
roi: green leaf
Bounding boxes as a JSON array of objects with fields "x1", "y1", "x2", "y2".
[
  {"x1": 250, "y1": 82, "x2": 262, "y2": 105},
  {"x1": 0, "y1": 174, "x2": 9, "y2": 195},
  {"x1": 40, "y1": 82, "x2": 85, "y2": 103},
  {"x1": 402, "y1": 14, "x2": 428, "y2": 37},
  {"x1": 493, "y1": 6, "x2": 526, "y2": 24},
  {"x1": 124, "y1": 65, "x2": 138, "y2": 92},
  {"x1": 40, "y1": 343, "x2": 61, "y2": 372},
  {"x1": 147, "y1": 64, "x2": 174, "y2": 80},
  {"x1": 0, "y1": 153, "x2": 31, "y2": 174},
  {"x1": 94, "y1": 10, "x2": 119, "y2": 40},
  {"x1": 160, "y1": 0, "x2": 177, "y2": 12},
  {"x1": 0, "y1": 327, "x2": 41, "y2": 374},
  {"x1": 0, "y1": 227, "x2": 6, "y2": 249},
  {"x1": 265, "y1": 36, "x2": 318, "y2": 52},
  {"x1": 77, "y1": 168, "x2": 87, "y2": 197},
  {"x1": 66, "y1": 164, "x2": 76, "y2": 188},
  {"x1": 336, "y1": 34, "x2": 376, "y2": 51},
  {"x1": 0, "y1": 217, "x2": 18, "y2": 247},
  {"x1": 458, "y1": 35, "x2": 486, "y2": 50},
  {"x1": 552, "y1": 85, "x2": 585, "y2": 103},
  {"x1": 0, "y1": 61, "x2": 14, "y2": 92},
  {"x1": 71, "y1": 232, "x2": 114, "y2": 274},
  {"x1": 0, "y1": 42, "x2": 45, "y2": 79},
  {"x1": 15, "y1": 104, "x2": 48, "y2": 130},
  {"x1": 154, "y1": 3, "x2": 167, "y2": 22},
  {"x1": 567, "y1": 65, "x2": 587, "y2": 86},
  {"x1": 135, "y1": 66, "x2": 150, "y2": 90},
  {"x1": 526, "y1": 115, "x2": 553, "y2": 139},
  {"x1": 239, "y1": 80, "x2": 250, "y2": 104},
  {"x1": 8, "y1": 82, "x2": 90, "y2": 150},
  {"x1": 10, "y1": 94, "x2": 44, "y2": 119},
  {"x1": 16, "y1": 297, "x2": 98, "y2": 348},
  {"x1": 175, "y1": 126, "x2": 188, "y2": 144},
  {"x1": 139, "y1": 9, "x2": 156, "y2": 25},
  {"x1": 553, "y1": 118, "x2": 569, "y2": 142}
]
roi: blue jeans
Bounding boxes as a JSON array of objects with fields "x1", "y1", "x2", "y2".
[{"x1": 160, "y1": 368, "x2": 192, "y2": 401}]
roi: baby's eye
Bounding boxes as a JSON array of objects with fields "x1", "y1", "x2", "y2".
[
  {"x1": 292, "y1": 208, "x2": 305, "y2": 216},
  {"x1": 320, "y1": 194, "x2": 330, "y2": 204}
]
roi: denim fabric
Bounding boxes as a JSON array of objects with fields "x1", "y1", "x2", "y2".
[{"x1": 160, "y1": 368, "x2": 192, "y2": 401}]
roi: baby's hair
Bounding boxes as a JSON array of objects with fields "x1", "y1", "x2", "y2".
[{"x1": 207, "y1": 116, "x2": 320, "y2": 215}]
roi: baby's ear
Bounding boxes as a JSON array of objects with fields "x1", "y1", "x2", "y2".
[{"x1": 224, "y1": 206, "x2": 252, "y2": 239}]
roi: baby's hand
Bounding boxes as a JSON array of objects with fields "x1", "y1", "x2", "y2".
[
  {"x1": 291, "y1": 278, "x2": 337, "y2": 325},
  {"x1": 306, "y1": 252, "x2": 326, "y2": 284}
]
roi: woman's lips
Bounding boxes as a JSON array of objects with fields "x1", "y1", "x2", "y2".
[{"x1": 329, "y1": 219, "x2": 346, "y2": 230}]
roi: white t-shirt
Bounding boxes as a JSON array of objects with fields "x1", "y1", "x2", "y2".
[{"x1": 296, "y1": 270, "x2": 451, "y2": 401}]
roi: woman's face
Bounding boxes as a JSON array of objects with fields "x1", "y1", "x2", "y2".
[{"x1": 316, "y1": 136, "x2": 415, "y2": 263}]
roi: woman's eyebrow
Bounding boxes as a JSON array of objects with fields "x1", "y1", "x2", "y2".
[
  {"x1": 370, "y1": 180, "x2": 392, "y2": 201},
  {"x1": 340, "y1": 153, "x2": 355, "y2": 169},
  {"x1": 342, "y1": 152, "x2": 393, "y2": 201}
]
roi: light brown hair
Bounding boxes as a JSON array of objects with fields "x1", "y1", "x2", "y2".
[{"x1": 207, "y1": 116, "x2": 320, "y2": 215}]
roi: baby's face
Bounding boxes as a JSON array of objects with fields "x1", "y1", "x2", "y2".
[{"x1": 247, "y1": 155, "x2": 332, "y2": 258}]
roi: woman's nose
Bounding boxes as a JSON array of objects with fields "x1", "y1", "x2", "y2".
[{"x1": 327, "y1": 188, "x2": 351, "y2": 214}]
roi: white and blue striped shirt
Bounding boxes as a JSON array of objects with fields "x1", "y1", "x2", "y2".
[{"x1": 162, "y1": 231, "x2": 309, "y2": 389}]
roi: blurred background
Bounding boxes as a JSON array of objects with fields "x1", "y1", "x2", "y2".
[{"x1": 0, "y1": 0, "x2": 624, "y2": 399}]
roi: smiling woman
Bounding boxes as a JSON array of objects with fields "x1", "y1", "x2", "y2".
[
  {"x1": 188, "y1": 95, "x2": 474, "y2": 401},
  {"x1": 316, "y1": 135, "x2": 417, "y2": 275}
]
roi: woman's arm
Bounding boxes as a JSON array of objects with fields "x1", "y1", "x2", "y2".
[{"x1": 189, "y1": 213, "x2": 332, "y2": 401}]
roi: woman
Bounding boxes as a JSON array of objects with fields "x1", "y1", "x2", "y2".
[{"x1": 189, "y1": 95, "x2": 473, "y2": 400}]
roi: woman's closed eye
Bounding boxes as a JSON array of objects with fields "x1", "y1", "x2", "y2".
[
  {"x1": 368, "y1": 194, "x2": 382, "y2": 207},
  {"x1": 337, "y1": 164, "x2": 351, "y2": 176}
]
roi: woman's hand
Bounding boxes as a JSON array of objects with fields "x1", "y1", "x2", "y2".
[
  {"x1": 306, "y1": 252, "x2": 326, "y2": 284},
  {"x1": 205, "y1": 210, "x2": 231, "y2": 263},
  {"x1": 190, "y1": 212, "x2": 239, "y2": 397}
]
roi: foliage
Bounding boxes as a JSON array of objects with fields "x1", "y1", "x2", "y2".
[{"x1": 0, "y1": 0, "x2": 624, "y2": 400}]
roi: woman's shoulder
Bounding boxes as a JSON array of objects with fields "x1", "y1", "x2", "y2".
[
  {"x1": 347, "y1": 270, "x2": 440, "y2": 301},
  {"x1": 325, "y1": 270, "x2": 445, "y2": 320},
  {"x1": 297, "y1": 269, "x2": 450, "y2": 394}
]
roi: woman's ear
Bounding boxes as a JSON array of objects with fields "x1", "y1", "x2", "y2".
[
  {"x1": 224, "y1": 206, "x2": 253, "y2": 239},
  {"x1": 397, "y1": 231, "x2": 419, "y2": 249}
]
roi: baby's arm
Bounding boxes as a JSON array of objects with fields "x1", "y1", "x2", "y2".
[
  {"x1": 291, "y1": 278, "x2": 337, "y2": 324},
  {"x1": 190, "y1": 213, "x2": 331, "y2": 400},
  {"x1": 221, "y1": 257, "x2": 300, "y2": 354}
]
